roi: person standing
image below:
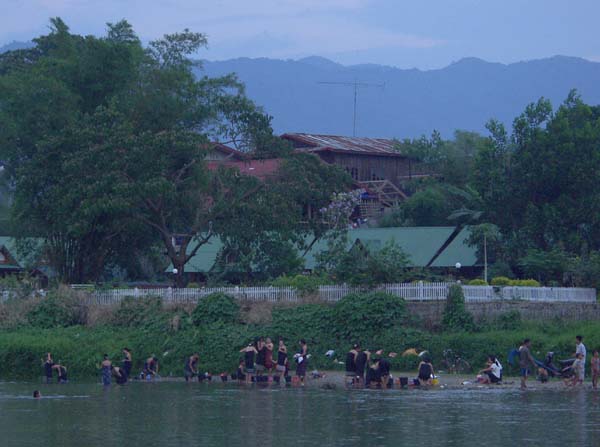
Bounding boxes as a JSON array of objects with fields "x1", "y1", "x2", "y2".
[
  {"x1": 255, "y1": 337, "x2": 266, "y2": 377},
  {"x1": 43, "y1": 353, "x2": 54, "y2": 384},
  {"x1": 519, "y1": 339, "x2": 536, "y2": 390},
  {"x1": 264, "y1": 338, "x2": 275, "y2": 375},
  {"x1": 240, "y1": 343, "x2": 258, "y2": 383},
  {"x1": 122, "y1": 348, "x2": 132, "y2": 378},
  {"x1": 355, "y1": 348, "x2": 370, "y2": 387},
  {"x1": 345, "y1": 344, "x2": 359, "y2": 385},
  {"x1": 575, "y1": 335, "x2": 587, "y2": 378},
  {"x1": 184, "y1": 353, "x2": 200, "y2": 382},
  {"x1": 295, "y1": 339, "x2": 308, "y2": 386},
  {"x1": 101, "y1": 354, "x2": 112, "y2": 386},
  {"x1": 276, "y1": 338, "x2": 288, "y2": 384}
]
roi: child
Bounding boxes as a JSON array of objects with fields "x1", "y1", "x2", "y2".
[
  {"x1": 565, "y1": 353, "x2": 584, "y2": 386},
  {"x1": 591, "y1": 350, "x2": 599, "y2": 389}
]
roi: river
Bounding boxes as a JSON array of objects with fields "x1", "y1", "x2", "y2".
[{"x1": 1, "y1": 380, "x2": 599, "y2": 446}]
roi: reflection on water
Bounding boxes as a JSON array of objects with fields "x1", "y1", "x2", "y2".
[{"x1": 1, "y1": 381, "x2": 600, "y2": 446}]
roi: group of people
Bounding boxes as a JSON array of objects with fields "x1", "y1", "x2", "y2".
[
  {"x1": 237, "y1": 337, "x2": 309, "y2": 385},
  {"x1": 344, "y1": 345, "x2": 396, "y2": 388},
  {"x1": 39, "y1": 334, "x2": 600, "y2": 391},
  {"x1": 517, "y1": 335, "x2": 600, "y2": 389}
]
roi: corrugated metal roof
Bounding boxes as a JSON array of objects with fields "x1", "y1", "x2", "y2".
[
  {"x1": 431, "y1": 227, "x2": 478, "y2": 267},
  {"x1": 282, "y1": 133, "x2": 405, "y2": 157},
  {"x1": 173, "y1": 227, "x2": 478, "y2": 273}
]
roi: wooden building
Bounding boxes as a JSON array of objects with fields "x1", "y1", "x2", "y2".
[{"x1": 281, "y1": 133, "x2": 431, "y2": 217}]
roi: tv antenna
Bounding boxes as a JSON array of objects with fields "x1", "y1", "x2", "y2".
[{"x1": 318, "y1": 80, "x2": 385, "y2": 136}]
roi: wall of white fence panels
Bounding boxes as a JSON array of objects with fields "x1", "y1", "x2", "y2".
[{"x1": 84, "y1": 283, "x2": 597, "y2": 305}]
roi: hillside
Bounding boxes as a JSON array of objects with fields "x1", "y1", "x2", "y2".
[{"x1": 200, "y1": 55, "x2": 600, "y2": 138}]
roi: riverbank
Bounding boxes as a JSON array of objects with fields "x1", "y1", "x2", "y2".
[{"x1": 1, "y1": 291, "x2": 600, "y2": 380}]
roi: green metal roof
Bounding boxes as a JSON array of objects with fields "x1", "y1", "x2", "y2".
[
  {"x1": 173, "y1": 227, "x2": 478, "y2": 273},
  {"x1": 0, "y1": 236, "x2": 22, "y2": 269},
  {"x1": 431, "y1": 227, "x2": 478, "y2": 267},
  {"x1": 350, "y1": 227, "x2": 456, "y2": 267}
]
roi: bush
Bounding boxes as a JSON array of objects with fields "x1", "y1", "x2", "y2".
[
  {"x1": 270, "y1": 274, "x2": 329, "y2": 295},
  {"x1": 442, "y1": 284, "x2": 475, "y2": 332},
  {"x1": 332, "y1": 292, "x2": 406, "y2": 344},
  {"x1": 468, "y1": 279, "x2": 488, "y2": 286},
  {"x1": 110, "y1": 296, "x2": 165, "y2": 329},
  {"x1": 490, "y1": 276, "x2": 511, "y2": 286},
  {"x1": 26, "y1": 290, "x2": 87, "y2": 328},
  {"x1": 192, "y1": 293, "x2": 239, "y2": 326},
  {"x1": 187, "y1": 282, "x2": 201, "y2": 289},
  {"x1": 509, "y1": 279, "x2": 541, "y2": 287}
]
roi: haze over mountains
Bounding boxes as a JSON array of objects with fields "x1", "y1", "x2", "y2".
[
  {"x1": 200, "y1": 55, "x2": 600, "y2": 138},
  {"x1": 3, "y1": 41, "x2": 599, "y2": 138}
]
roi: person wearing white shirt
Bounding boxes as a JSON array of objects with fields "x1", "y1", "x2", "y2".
[{"x1": 575, "y1": 335, "x2": 587, "y2": 378}]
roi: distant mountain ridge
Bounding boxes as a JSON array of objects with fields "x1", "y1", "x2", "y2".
[
  {"x1": 199, "y1": 55, "x2": 600, "y2": 138},
  {"x1": 3, "y1": 40, "x2": 598, "y2": 138}
]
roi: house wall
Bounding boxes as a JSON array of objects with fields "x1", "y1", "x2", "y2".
[{"x1": 319, "y1": 153, "x2": 429, "y2": 186}]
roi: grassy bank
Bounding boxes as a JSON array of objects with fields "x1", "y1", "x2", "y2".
[{"x1": 0, "y1": 290, "x2": 599, "y2": 380}]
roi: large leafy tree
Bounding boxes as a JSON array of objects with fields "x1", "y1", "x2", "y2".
[{"x1": 0, "y1": 19, "x2": 287, "y2": 284}]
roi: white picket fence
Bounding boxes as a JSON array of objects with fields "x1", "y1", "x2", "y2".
[{"x1": 84, "y1": 283, "x2": 597, "y2": 305}]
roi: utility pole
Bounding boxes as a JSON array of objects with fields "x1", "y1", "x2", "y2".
[{"x1": 317, "y1": 80, "x2": 384, "y2": 136}]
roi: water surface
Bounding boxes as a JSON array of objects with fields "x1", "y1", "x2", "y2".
[{"x1": 1, "y1": 381, "x2": 599, "y2": 446}]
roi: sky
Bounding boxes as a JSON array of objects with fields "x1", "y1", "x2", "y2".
[{"x1": 1, "y1": 0, "x2": 599, "y2": 69}]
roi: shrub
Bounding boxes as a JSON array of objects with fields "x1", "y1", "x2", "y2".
[
  {"x1": 442, "y1": 284, "x2": 475, "y2": 332},
  {"x1": 192, "y1": 293, "x2": 239, "y2": 326},
  {"x1": 490, "y1": 276, "x2": 511, "y2": 286},
  {"x1": 26, "y1": 290, "x2": 88, "y2": 328},
  {"x1": 110, "y1": 296, "x2": 164, "y2": 328},
  {"x1": 468, "y1": 279, "x2": 488, "y2": 286},
  {"x1": 509, "y1": 279, "x2": 541, "y2": 287},
  {"x1": 332, "y1": 292, "x2": 406, "y2": 344},
  {"x1": 493, "y1": 310, "x2": 522, "y2": 330},
  {"x1": 187, "y1": 282, "x2": 201, "y2": 289},
  {"x1": 270, "y1": 274, "x2": 329, "y2": 295}
]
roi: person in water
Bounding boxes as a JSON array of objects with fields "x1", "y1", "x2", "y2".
[
  {"x1": 184, "y1": 353, "x2": 200, "y2": 382},
  {"x1": 345, "y1": 344, "x2": 359, "y2": 385},
  {"x1": 33, "y1": 390, "x2": 41, "y2": 399},
  {"x1": 355, "y1": 348, "x2": 370, "y2": 387},
  {"x1": 52, "y1": 363, "x2": 68, "y2": 384},
  {"x1": 264, "y1": 337, "x2": 275, "y2": 375},
  {"x1": 43, "y1": 353, "x2": 54, "y2": 384},
  {"x1": 376, "y1": 350, "x2": 392, "y2": 388},
  {"x1": 365, "y1": 357, "x2": 381, "y2": 388},
  {"x1": 142, "y1": 356, "x2": 160, "y2": 380},
  {"x1": 236, "y1": 359, "x2": 247, "y2": 382},
  {"x1": 101, "y1": 354, "x2": 112, "y2": 386},
  {"x1": 255, "y1": 337, "x2": 266, "y2": 376},
  {"x1": 295, "y1": 339, "x2": 308, "y2": 386},
  {"x1": 240, "y1": 343, "x2": 258, "y2": 383},
  {"x1": 417, "y1": 357, "x2": 434, "y2": 386},
  {"x1": 276, "y1": 338, "x2": 288, "y2": 384},
  {"x1": 122, "y1": 348, "x2": 132, "y2": 378},
  {"x1": 112, "y1": 365, "x2": 128, "y2": 385}
]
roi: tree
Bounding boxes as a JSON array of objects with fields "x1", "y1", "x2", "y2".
[{"x1": 0, "y1": 19, "x2": 286, "y2": 284}]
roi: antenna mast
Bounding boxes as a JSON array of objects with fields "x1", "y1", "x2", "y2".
[{"x1": 318, "y1": 80, "x2": 384, "y2": 136}]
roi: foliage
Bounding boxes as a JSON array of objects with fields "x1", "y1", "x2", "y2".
[
  {"x1": 519, "y1": 248, "x2": 572, "y2": 284},
  {"x1": 332, "y1": 292, "x2": 407, "y2": 344},
  {"x1": 509, "y1": 279, "x2": 540, "y2": 287},
  {"x1": 192, "y1": 293, "x2": 240, "y2": 326},
  {"x1": 442, "y1": 284, "x2": 475, "y2": 332},
  {"x1": 319, "y1": 239, "x2": 410, "y2": 286},
  {"x1": 270, "y1": 274, "x2": 329, "y2": 295},
  {"x1": 26, "y1": 290, "x2": 88, "y2": 328},
  {"x1": 467, "y1": 279, "x2": 488, "y2": 286},
  {"x1": 490, "y1": 276, "x2": 512, "y2": 286}
]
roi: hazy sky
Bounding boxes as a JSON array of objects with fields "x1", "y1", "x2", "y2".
[{"x1": 1, "y1": 0, "x2": 598, "y2": 69}]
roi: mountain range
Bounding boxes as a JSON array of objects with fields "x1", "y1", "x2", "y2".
[{"x1": 3, "y1": 41, "x2": 599, "y2": 138}]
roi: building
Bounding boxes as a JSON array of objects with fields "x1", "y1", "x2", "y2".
[
  {"x1": 0, "y1": 237, "x2": 49, "y2": 286},
  {"x1": 169, "y1": 227, "x2": 479, "y2": 282},
  {"x1": 281, "y1": 133, "x2": 432, "y2": 217}
]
